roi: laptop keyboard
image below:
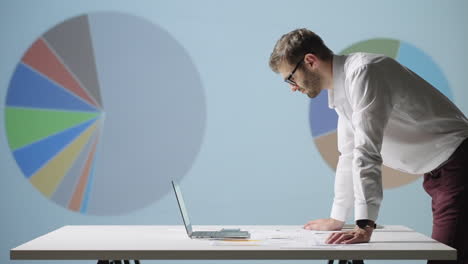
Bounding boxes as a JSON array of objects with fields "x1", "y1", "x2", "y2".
[
  {"x1": 194, "y1": 231, "x2": 221, "y2": 237},
  {"x1": 192, "y1": 231, "x2": 248, "y2": 238}
]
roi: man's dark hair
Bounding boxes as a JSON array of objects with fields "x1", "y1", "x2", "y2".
[{"x1": 269, "y1": 28, "x2": 333, "y2": 73}]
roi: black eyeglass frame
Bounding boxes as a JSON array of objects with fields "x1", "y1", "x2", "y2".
[{"x1": 284, "y1": 58, "x2": 304, "y2": 86}]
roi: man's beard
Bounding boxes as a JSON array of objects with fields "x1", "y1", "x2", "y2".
[{"x1": 302, "y1": 70, "x2": 322, "y2": 98}]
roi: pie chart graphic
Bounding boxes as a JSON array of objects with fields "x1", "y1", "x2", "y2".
[
  {"x1": 5, "y1": 12, "x2": 206, "y2": 215},
  {"x1": 309, "y1": 39, "x2": 453, "y2": 189}
]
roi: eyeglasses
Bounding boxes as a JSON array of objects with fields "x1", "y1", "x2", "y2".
[{"x1": 284, "y1": 59, "x2": 303, "y2": 86}]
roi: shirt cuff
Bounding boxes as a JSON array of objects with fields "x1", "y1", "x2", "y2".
[
  {"x1": 354, "y1": 203, "x2": 380, "y2": 222},
  {"x1": 330, "y1": 203, "x2": 352, "y2": 222}
]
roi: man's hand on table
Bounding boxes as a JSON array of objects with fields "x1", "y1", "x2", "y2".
[
  {"x1": 325, "y1": 224, "x2": 374, "y2": 244},
  {"x1": 304, "y1": 218, "x2": 374, "y2": 244}
]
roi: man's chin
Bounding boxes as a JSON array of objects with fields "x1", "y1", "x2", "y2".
[{"x1": 307, "y1": 90, "x2": 320, "y2": 99}]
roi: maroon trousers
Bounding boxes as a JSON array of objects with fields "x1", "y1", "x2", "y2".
[{"x1": 423, "y1": 138, "x2": 468, "y2": 264}]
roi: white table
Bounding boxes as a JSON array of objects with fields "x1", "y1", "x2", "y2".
[{"x1": 10, "y1": 225, "x2": 456, "y2": 262}]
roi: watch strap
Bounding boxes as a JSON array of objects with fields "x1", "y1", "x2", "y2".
[{"x1": 356, "y1": 219, "x2": 376, "y2": 229}]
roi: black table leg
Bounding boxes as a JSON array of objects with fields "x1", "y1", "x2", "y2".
[
  {"x1": 327, "y1": 260, "x2": 364, "y2": 264},
  {"x1": 97, "y1": 261, "x2": 141, "y2": 264}
]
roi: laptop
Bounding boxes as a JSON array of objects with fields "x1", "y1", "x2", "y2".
[{"x1": 171, "y1": 180, "x2": 250, "y2": 239}]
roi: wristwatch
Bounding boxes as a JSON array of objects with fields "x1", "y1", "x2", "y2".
[{"x1": 356, "y1": 219, "x2": 377, "y2": 229}]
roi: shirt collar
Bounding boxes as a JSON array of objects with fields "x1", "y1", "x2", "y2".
[{"x1": 329, "y1": 54, "x2": 347, "y2": 109}]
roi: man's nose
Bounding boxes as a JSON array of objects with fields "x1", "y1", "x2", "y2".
[{"x1": 290, "y1": 84, "x2": 299, "y2": 92}]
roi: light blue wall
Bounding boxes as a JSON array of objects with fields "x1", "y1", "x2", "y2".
[{"x1": 1, "y1": 1, "x2": 467, "y2": 264}]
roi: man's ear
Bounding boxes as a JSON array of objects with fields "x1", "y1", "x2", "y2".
[{"x1": 304, "y1": 53, "x2": 319, "y2": 69}]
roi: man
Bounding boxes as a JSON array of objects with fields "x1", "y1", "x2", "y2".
[{"x1": 269, "y1": 28, "x2": 468, "y2": 263}]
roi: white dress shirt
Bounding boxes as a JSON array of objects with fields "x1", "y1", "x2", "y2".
[{"x1": 329, "y1": 53, "x2": 468, "y2": 222}]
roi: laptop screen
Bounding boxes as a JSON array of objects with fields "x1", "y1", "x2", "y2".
[{"x1": 172, "y1": 181, "x2": 193, "y2": 236}]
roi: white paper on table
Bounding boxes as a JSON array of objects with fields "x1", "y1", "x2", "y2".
[
  {"x1": 210, "y1": 230, "x2": 322, "y2": 247},
  {"x1": 280, "y1": 242, "x2": 372, "y2": 249},
  {"x1": 210, "y1": 230, "x2": 372, "y2": 248}
]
